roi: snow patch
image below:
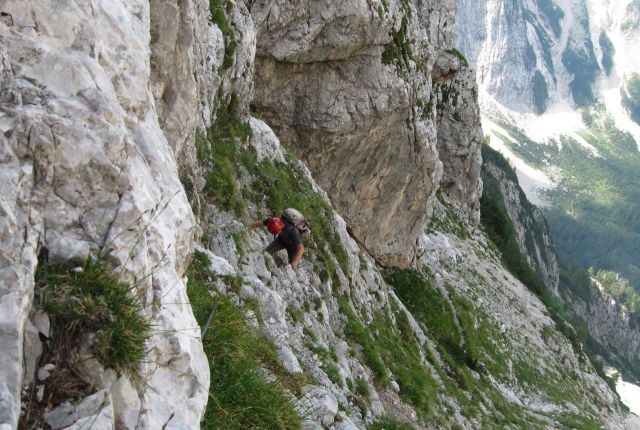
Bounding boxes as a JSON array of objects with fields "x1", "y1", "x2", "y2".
[
  {"x1": 607, "y1": 366, "x2": 640, "y2": 416},
  {"x1": 524, "y1": 101, "x2": 602, "y2": 156}
]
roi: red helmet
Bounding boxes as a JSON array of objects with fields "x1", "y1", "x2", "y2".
[{"x1": 266, "y1": 217, "x2": 285, "y2": 235}]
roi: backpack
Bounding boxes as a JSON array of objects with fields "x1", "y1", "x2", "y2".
[
  {"x1": 281, "y1": 208, "x2": 310, "y2": 236},
  {"x1": 266, "y1": 217, "x2": 285, "y2": 235}
]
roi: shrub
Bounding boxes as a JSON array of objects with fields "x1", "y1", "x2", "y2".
[
  {"x1": 446, "y1": 48, "x2": 469, "y2": 67},
  {"x1": 355, "y1": 377, "x2": 371, "y2": 399}
]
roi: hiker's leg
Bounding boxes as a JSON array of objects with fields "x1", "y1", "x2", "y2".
[
  {"x1": 285, "y1": 246, "x2": 296, "y2": 264},
  {"x1": 265, "y1": 239, "x2": 287, "y2": 267}
]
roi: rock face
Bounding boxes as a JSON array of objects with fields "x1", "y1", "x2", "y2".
[
  {"x1": 455, "y1": 0, "x2": 600, "y2": 113},
  {"x1": 572, "y1": 281, "x2": 640, "y2": 376},
  {"x1": 1, "y1": 0, "x2": 637, "y2": 429},
  {"x1": 195, "y1": 122, "x2": 635, "y2": 428},
  {"x1": 433, "y1": 52, "x2": 483, "y2": 224},
  {"x1": 483, "y1": 156, "x2": 560, "y2": 294},
  {"x1": 250, "y1": 0, "x2": 482, "y2": 267},
  {"x1": 0, "y1": 0, "x2": 212, "y2": 428}
]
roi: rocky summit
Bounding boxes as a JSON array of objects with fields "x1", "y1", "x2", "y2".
[{"x1": 0, "y1": 1, "x2": 638, "y2": 429}]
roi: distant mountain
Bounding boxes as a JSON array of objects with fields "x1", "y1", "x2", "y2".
[{"x1": 455, "y1": 0, "x2": 640, "y2": 291}]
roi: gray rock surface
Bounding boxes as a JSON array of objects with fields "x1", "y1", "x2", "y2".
[
  {"x1": 434, "y1": 51, "x2": 483, "y2": 224},
  {"x1": 193, "y1": 102, "x2": 633, "y2": 428},
  {"x1": 455, "y1": 0, "x2": 600, "y2": 112},
  {"x1": 44, "y1": 390, "x2": 113, "y2": 430},
  {"x1": 250, "y1": 0, "x2": 473, "y2": 267},
  {"x1": 484, "y1": 162, "x2": 560, "y2": 294},
  {"x1": 1, "y1": 0, "x2": 636, "y2": 429},
  {"x1": 0, "y1": 0, "x2": 211, "y2": 427},
  {"x1": 303, "y1": 385, "x2": 339, "y2": 427},
  {"x1": 572, "y1": 280, "x2": 640, "y2": 373}
]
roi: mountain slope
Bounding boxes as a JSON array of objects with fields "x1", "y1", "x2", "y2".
[{"x1": 1, "y1": 0, "x2": 638, "y2": 429}]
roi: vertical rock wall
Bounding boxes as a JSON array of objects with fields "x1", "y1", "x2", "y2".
[
  {"x1": 433, "y1": 52, "x2": 483, "y2": 224},
  {"x1": 483, "y1": 161, "x2": 560, "y2": 294},
  {"x1": 0, "y1": 0, "x2": 215, "y2": 428},
  {"x1": 250, "y1": 0, "x2": 479, "y2": 267}
]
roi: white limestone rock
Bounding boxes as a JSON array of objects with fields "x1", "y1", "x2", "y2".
[
  {"x1": 110, "y1": 376, "x2": 140, "y2": 430},
  {"x1": 332, "y1": 416, "x2": 360, "y2": 430},
  {"x1": 0, "y1": 0, "x2": 212, "y2": 427},
  {"x1": 32, "y1": 311, "x2": 50, "y2": 338},
  {"x1": 303, "y1": 385, "x2": 339, "y2": 427},
  {"x1": 250, "y1": 0, "x2": 464, "y2": 267},
  {"x1": 36, "y1": 364, "x2": 55, "y2": 382},
  {"x1": 243, "y1": 276, "x2": 303, "y2": 374},
  {"x1": 44, "y1": 390, "x2": 113, "y2": 430},
  {"x1": 195, "y1": 245, "x2": 237, "y2": 277},
  {"x1": 250, "y1": 117, "x2": 287, "y2": 163},
  {"x1": 22, "y1": 320, "x2": 42, "y2": 388},
  {"x1": 434, "y1": 53, "x2": 483, "y2": 225}
]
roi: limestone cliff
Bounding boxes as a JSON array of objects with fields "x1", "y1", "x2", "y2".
[
  {"x1": 481, "y1": 145, "x2": 559, "y2": 295},
  {"x1": 0, "y1": 1, "x2": 212, "y2": 428},
  {"x1": 0, "y1": 1, "x2": 637, "y2": 430},
  {"x1": 250, "y1": 0, "x2": 481, "y2": 267}
]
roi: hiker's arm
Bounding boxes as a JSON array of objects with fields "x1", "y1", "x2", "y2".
[
  {"x1": 247, "y1": 220, "x2": 264, "y2": 229},
  {"x1": 290, "y1": 244, "x2": 304, "y2": 269}
]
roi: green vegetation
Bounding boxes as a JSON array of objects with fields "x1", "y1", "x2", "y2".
[
  {"x1": 368, "y1": 416, "x2": 416, "y2": 430},
  {"x1": 481, "y1": 144, "x2": 616, "y2": 362},
  {"x1": 446, "y1": 48, "x2": 469, "y2": 67},
  {"x1": 339, "y1": 293, "x2": 438, "y2": 419},
  {"x1": 382, "y1": 16, "x2": 414, "y2": 72},
  {"x1": 545, "y1": 104, "x2": 640, "y2": 288},
  {"x1": 354, "y1": 377, "x2": 371, "y2": 399},
  {"x1": 592, "y1": 269, "x2": 640, "y2": 326},
  {"x1": 487, "y1": 104, "x2": 640, "y2": 292},
  {"x1": 428, "y1": 191, "x2": 470, "y2": 239},
  {"x1": 325, "y1": 363, "x2": 343, "y2": 387},
  {"x1": 556, "y1": 413, "x2": 604, "y2": 430},
  {"x1": 481, "y1": 145, "x2": 554, "y2": 302},
  {"x1": 532, "y1": 70, "x2": 548, "y2": 114},
  {"x1": 599, "y1": 32, "x2": 615, "y2": 76},
  {"x1": 23, "y1": 258, "x2": 151, "y2": 430},
  {"x1": 381, "y1": 268, "x2": 577, "y2": 428},
  {"x1": 433, "y1": 81, "x2": 461, "y2": 111},
  {"x1": 37, "y1": 257, "x2": 150, "y2": 375},
  {"x1": 513, "y1": 359, "x2": 585, "y2": 406},
  {"x1": 209, "y1": 0, "x2": 236, "y2": 70},
  {"x1": 621, "y1": 73, "x2": 640, "y2": 125},
  {"x1": 481, "y1": 142, "x2": 630, "y2": 385},
  {"x1": 197, "y1": 100, "x2": 349, "y2": 289},
  {"x1": 187, "y1": 250, "x2": 303, "y2": 429},
  {"x1": 197, "y1": 100, "x2": 252, "y2": 215}
]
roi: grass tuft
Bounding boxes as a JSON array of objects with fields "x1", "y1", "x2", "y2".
[{"x1": 37, "y1": 256, "x2": 150, "y2": 375}]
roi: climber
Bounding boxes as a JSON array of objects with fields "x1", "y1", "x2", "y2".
[{"x1": 248, "y1": 208, "x2": 309, "y2": 269}]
